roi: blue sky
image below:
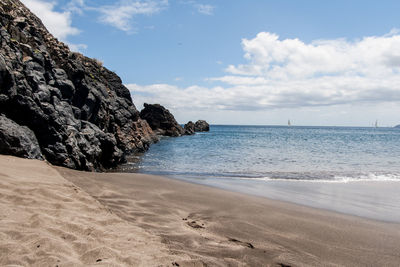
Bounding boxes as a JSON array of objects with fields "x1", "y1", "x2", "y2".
[{"x1": 21, "y1": 0, "x2": 400, "y2": 126}]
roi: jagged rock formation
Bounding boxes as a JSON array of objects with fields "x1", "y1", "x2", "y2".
[
  {"x1": 0, "y1": 0, "x2": 157, "y2": 170},
  {"x1": 194, "y1": 120, "x2": 210, "y2": 132},
  {"x1": 183, "y1": 121, "x2": 195, "y2": 135},
  {"x1": 139, "y1": 103, "x2": 184, "y2": 137}
]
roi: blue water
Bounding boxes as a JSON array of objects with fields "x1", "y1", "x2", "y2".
[
  {"x1": 122, "y1": 125, "x2": 400, "y2": 182},
  {"x1": 118, "y1": 125, "x2": 400, "y2": 222}
]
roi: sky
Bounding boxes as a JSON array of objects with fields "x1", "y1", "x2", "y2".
[{"x1": 20, "y1": 0, "x2": 400, "y2": 126}]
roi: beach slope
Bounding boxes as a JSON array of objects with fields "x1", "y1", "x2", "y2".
[
  {"x1": 59, "y1": 165, "x2": 400, "y2": 266},
  {"x1": 1, "y1": 155, "x2": 400, "y2": 266},
  {"x1": 0, "y1": 155, "x2": 191, "y2": 266}
]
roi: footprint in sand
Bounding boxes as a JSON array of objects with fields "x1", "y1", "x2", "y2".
[
  {"x1": 185, "y1": 220, "x2": 204, "y2": 229},
  {"x1": 228, "y1": 238, "x2": 254, "y2": 249}
]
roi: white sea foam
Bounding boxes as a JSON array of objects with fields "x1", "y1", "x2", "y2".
[
  {"x1": 333, "y1": 173, "x2": 400, "y2": 183},
  {"x1": 240, "y1": 173, "x2": 400, "y2": 183}
]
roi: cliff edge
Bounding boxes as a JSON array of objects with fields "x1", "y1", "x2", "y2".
[{"x1": 0, "y1": 0, "x2": 157, "y2": 170}]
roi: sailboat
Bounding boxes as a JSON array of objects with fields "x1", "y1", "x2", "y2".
[
  {"x1": 288, "y1": 119, "x2": 291, "y2": 126},
  {"x1": 375, "y1": 120, "x2": 378, "y2": 128}
]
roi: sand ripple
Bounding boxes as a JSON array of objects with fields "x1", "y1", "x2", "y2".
[{"x1": 0, "y1": 156, "x2": 189, "y2": 266}]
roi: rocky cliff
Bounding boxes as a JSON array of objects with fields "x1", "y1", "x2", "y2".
[
  {"x1": 0, "y1": 0, "x2": 157, "y2": 170},
  {"x1": 140, "y1": 103, "x2": 184, "y2": 137}
]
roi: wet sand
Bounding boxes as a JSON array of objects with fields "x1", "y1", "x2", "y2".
[
  {"x1": 183, "y1": 176, "x2": 400, "y2": 223},
  {"x1": 58, "y1": 165, "x2": 400, "y2": 266},
  {"x1": 1, "y1": 155, "x2": 400, "y2": 266}
]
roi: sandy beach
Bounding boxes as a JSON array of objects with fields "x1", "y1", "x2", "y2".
[
  {"x1": 0, "y1": 156, "x2": 191, "y2": 266},
  {"x1": 1, "y1": 155, "x2": 400, "y2": 266}
]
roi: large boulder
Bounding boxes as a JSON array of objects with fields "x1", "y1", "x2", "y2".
[
  {"x1": 184, "y1": 121, "x2": 195, "y2": 135},
  {"x1": 140, "y1": 103, "x2": 184, "y2": 137},
  {"x1": 194, "y1": 120, "x2": 210, "y2": 132},
  {"x1": 0, "y1": 115, "x2": 42, "y2": 159},
  {"x1": 0, "y1": 0, "x2": 157, "y2": 170}
]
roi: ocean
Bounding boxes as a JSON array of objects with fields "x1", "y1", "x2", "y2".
[
  {"x1": 118, "y1": 125, "x2": 400, "y2": 222},
  {"x1": 122, "y1": 125, "x2": 400, "y2": 181}
]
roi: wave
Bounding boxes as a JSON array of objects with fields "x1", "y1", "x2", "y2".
[{"x1": 240, "y1": 173, "x2": 400, "y2": 183}]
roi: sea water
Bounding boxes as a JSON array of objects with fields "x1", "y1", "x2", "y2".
[
  {"x1": 120, "y1": 125, "x2": 400, "y2": 222},
  {"x1": 125, "y1": 125, "x2": 400, "y2": 181}
]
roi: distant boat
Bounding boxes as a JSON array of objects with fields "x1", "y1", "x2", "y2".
[
  {"x1": 375, "y1": 120, "x2": 378, "y2": 128},
  {"x1": 288, "y1": 120, "x2": 291, "y2": 126}
]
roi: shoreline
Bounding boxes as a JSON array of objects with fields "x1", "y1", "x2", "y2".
[
  {"x1": 57, "y1": 161, "x2": 400, "y2": 266},
  {"x1": 2, "y1": 155, "x2": 400, "y2": 266},
  {"x1": 161, "y1": 174, "x2": 400, "y2": 223},
  {"x1": 114, "y1": 166, "x2": 400, "y2": 223}
]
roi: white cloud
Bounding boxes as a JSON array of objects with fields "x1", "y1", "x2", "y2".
[
  {"x1": 195, "y1": 4, "x2": 214, "y2": 15},
  {"x1": 68, "y1": 43, "x2": 88, "y2": 51},
  {"x1": 129, "y1": 31, "x2": 400, "y2": 117},
  {"x1": 21, "y1": 0, "x2": 80, "y2": 41},
  {"x1": 66, "y1": 0, "x2": 85, "y2": 15},
  {"x1": 227, "y1": 32, "x2": 400, "y2": 79},
  {"x1": 96, "y1": 0, "x2": 168, "y2": 32},
  {"x1": 23, "y1": 0, "x2": 167, "y2": 37}
]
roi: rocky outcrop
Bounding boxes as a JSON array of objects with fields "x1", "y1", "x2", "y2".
[
  {"x1": 139, "y1": 103, "x2": 184, "y2": 137},
  {"x1": 0, "y1": 115, "x2": 42, "y2": 159},
  {"x1": 194, "y1": 120, "x2": 210, "y2": 132},
  {"x1": 184, "y1": 120, "x2": 210, "y2": 133},
  {"x1": 0, "y1": 0, "x2": 157, "y2": 170},
  {"x1": 184, "y1": 121, "x2": 195, "y2": 135}
]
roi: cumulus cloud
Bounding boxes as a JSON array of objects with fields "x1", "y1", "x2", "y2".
[
  {"x1": 21, "y1": 0, "x2": 80, "y2": 41},
  {"x1": 226, "y1": 32, "x2": 400, "y2": 79},
  {"x1": 95, "y1": 0, "x2": 168, "y2": 32},
  {"x1": 129, "y1": 31, "x2": 400, "y2": 112},
  {"x1": 129, "y1": 83, "x2": 230, "y2": 110}
]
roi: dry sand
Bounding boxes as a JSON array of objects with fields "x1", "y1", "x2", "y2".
[
  {"x1": 0, "y1": 155, "x2": 191, "y2": 266},
  {"x1": 1, "y1": 155, "x2": 400, "y2": 266}
]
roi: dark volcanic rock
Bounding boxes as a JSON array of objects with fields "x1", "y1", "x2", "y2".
[
  {"x1": 194, "y1": 120, "x2": 210, "y2": 132},
  {"x1": 0, "y1": 115, "x2": 42, "y2": 159},
  {"x1": 0, "y1": 0, "x2": 157, "y2": 170},
  {"x1": 140, "y1": 103, "x2": 184, "y2": 137},
  {"x1": 184, "y1": 121, "x2": 195, "y2": 135}
]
